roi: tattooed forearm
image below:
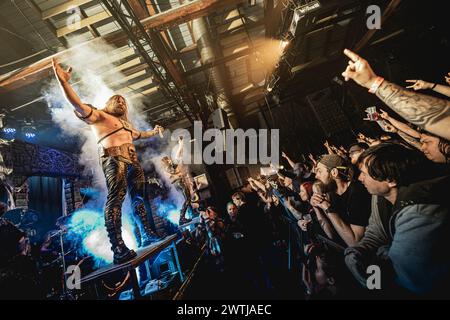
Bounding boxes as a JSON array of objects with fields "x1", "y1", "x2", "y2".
[
  {"x1": 376, "y1": 81, "x2": 450, "y2": 140},
  {"x1": 397, "y1": 130, "x2": 422, "y2": 150}
]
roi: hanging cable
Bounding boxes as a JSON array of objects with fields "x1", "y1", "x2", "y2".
[{"x1": 0, "y1": 49, "x2": 48, "y2": 68}]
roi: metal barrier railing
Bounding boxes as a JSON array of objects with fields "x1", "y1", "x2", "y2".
[{"x1": 172, "y1": 244, "x2": 207, "y2": 300}]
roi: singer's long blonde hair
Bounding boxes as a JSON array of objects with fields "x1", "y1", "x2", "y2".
[{"x1": 103, "y1": 95, "x2": 129, "y2": 122}]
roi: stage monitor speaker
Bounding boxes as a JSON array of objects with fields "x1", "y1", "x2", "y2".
[
  {"x1": 198, "y1": 188, "x2": 211, "y2": 201},
  {"x1": 193, "y1": 174, "x2": 209, "y2": 190},
  {"x1": 210, "y1": 108, "x2": 230, "y2": 130}
]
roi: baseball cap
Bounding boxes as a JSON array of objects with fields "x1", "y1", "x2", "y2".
[{"x1": 318, "y1": 154, "x2": 348, "y2": 170}]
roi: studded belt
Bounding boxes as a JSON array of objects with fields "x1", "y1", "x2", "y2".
[{"x1": 99, "y1": 143, "x2": 138, "y2": 163}]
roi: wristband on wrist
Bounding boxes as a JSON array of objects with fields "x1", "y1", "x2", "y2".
[
  {"x1": 431, "y1": 83, "x2": 437, "y2": 90},
  {"x1": 324, "y1": 202, "x2": 337, "y2": 214},
  {"x1": 369, "y1": 76, "x2": 385, "y2": 94}
]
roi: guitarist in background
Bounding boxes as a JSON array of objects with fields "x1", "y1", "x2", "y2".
[{"x1": 161, "y1": 136, "x2": 199, "y2": 226}]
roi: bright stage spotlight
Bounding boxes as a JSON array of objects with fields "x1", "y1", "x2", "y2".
[
  {"x1": 3, "y1": 127, "x2": 17, "y2": 134},
  {"x1": 22, "y1": 125, "x2": 37, "y2": 139},
  {"x1": 1, "y1": 115, "x2": 17, "y2": 138}
]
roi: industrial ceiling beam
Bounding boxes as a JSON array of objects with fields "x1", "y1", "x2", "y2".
[
  {"x1": 41, "y1": 0, "x2": 93, "y2": 20},
  {"x1": 128, "y1": 0, "x2": 202, "y2": 122},
  {"x1": 100, "y1": 0, "x2": 195, "y2": 123},
  {"x1": 183, "y1": 41, "x2": 265, "y2": 77},
  {"x1": 142, "y1": 0, "x2": 177, "y2": 54},
  {"x1": 139, "y1": 0, "x2": 246, "y2": 31},
  {"x1": 56, "y1": 11, "x2": 110, "y2": 37},
  {"x1": 0, "y1": 0, "x2": 245, "y2": 92}
]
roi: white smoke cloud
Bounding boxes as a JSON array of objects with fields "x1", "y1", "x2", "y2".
[
  {"x1": 42, "y1": 37, "x2": 184, "y2": 214},
  {"x1": 139, "y1": 132, "x2": 185, "y2": 210}
]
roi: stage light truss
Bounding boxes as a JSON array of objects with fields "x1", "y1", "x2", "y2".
[
  {"x1": 100, "y1": 0, "x2": 194, "y2": 123},
  {"x1": 289, "y1": 0, "x2": 322, "y2": 37}
]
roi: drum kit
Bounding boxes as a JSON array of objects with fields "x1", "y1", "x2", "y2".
[
  {"x1": 40, "y1": 219, "x2": 93, "y2": 299},
  {"x1": 2, "y1": 208, "x2": 88, "y2": 299},
  {"x1": 2, "y1": 208, "x2": 40, "y2": 242}
]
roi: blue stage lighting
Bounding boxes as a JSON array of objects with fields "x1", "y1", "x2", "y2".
[
  {"x1": 22, "y1": 125, "x2": 37, "y2": 139},
  {"x1": 3, "y1": 127, "x2": 17, "y2": 134}
]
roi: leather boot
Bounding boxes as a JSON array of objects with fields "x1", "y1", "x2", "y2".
[
  {"x1": 134, "y1": 202, "x2": 160, "y2": 247},
  {"x1": 105, "y1": 207, "x2": 137, "y2": 264},
  {"x1": 178, "y1": 200, "x2": 192, "y2": 226}
]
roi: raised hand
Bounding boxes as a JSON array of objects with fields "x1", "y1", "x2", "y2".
[
  {"x1": 310, "y1": 194, "x2": 321, "y2": 207},
  {"x1": 342, "y1": 49, "x2": 378, "y2": 89},
  {"x1": 310, "y1": 193, "x2": 330, "y2": 210},
  {"x1": 379, "y1": 109, "x2": 390, "y2": 120},
  {"x1": 445, "y1": 73, "x2": 450, "y2": 86},
  {"x1": 382, "y1": 122, "x2": 398, "y2": 133},
  {"x1": 405, "y1": 79, "x2": 433, "y2": 91},
  {"x1": 52, "y1": 58, "x2": 72, "y2": 83},
  {"x1": 336, "y1": 150, "x2": 346, "y2": 158}
]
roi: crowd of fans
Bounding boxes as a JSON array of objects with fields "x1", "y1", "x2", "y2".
[
  {"x1": 1, "y1": 49, "x2": 449, "y2": 300},
  {"x1": 187, "y1": 49, "x2": 450, "y2": 299}
]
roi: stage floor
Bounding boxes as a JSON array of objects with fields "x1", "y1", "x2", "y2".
[{"x1": 79, "y1": 234, "x2": 180, "y2": 293}]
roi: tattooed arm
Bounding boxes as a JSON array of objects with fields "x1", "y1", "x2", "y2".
[
  {"x1": 375, "y1": 81, "x2": 450, "y2": 140},
  {"x1": 342, "y1": 49, "x2": 450, "y2": 140}
]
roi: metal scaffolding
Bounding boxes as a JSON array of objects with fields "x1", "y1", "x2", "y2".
[{"x1": 101, "y1": 0, "x2": 195, "y2": 124}]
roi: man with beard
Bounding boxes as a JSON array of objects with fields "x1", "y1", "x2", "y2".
[
  {"x1": 53, "y1": 58, "x2": 164, "y2": 264},
  {"x1": 310, "y1": 154, "x2": 371, "y2": 247}
]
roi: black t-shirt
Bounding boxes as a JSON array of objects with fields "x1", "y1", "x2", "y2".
[
  {"x1": 376, "y1": 195, "x2": 393, "y2": 234},
  {"x1": 243, "y1": 191, "x2": 259, "y2": 208},
  {"x1": 238, "y1": 202, "x2": 272, "y2": 247},
  {"x1": 329, "y1": 181, "x2": 371, "y2": 227}
]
